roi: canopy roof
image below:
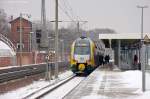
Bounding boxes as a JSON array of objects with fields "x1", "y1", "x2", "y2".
[
  {"x1": 99, "y1": 33, "x2": 150, "y2": 39},
  {"x1": 0, "y1": 41, "x2": 15, "y2": 57}
]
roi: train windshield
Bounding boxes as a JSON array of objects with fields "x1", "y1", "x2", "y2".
[
  {"x1": 74, "y1": 40, "x2": 90, "y2": 55},
  {"x1": 74, "y1": 46, "x2": 90, "y2": 55}
]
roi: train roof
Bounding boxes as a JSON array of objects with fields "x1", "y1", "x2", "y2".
[{"x1": 76, "y1": 36, "x2": 92, "y2": 41}]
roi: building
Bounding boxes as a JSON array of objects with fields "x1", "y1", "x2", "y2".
[{"x1": 9, "y1": 17, "x2": 32, "y2": 52}]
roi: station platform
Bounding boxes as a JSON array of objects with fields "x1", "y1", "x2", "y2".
[{"x1": 64, "y1": 66, "x2": 148, "y2": 99}]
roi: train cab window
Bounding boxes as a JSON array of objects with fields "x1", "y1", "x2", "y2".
[
  {"x1": 74, "y1": 46, "x2": 90, "y2": 55},
  {"x1": 74, "y1": 39, "x2": 91, "y2": 55}
]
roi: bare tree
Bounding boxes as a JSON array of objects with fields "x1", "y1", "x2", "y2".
[{"x1": 0, "y1": 9, "x2": 10, "y2": 36}]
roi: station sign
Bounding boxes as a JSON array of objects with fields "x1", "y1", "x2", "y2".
[{"x1": 144, "y1": 35, "x2": 150, "y2": 43}]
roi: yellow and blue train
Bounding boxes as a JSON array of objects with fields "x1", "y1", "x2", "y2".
[{"x1": 70, "y1": 36, "x2": 105, "y2": 74}]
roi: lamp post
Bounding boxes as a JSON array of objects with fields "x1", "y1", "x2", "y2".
[
  {"x1": 30, "y1": 32, "x2": 34, "y2": 52},
  {"x1": 19, "y1": 13, "x2": 23, "y2": 67},
  {"x1": 60, "y1": 39, "x2": 64, "y2": 61},
  {"x1": 137, "y1": 5, "x2": 148, "y2": 92},
  {"x1": 137, "y1": 5, "x2": 148, "y2": 43},
  {"x1": 54, "y1": 0, "x2": 59, "y2": 79}
]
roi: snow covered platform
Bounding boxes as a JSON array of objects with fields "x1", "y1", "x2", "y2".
[{"x1": 64, "y1": 67, "x2": 150, "y2": 99}]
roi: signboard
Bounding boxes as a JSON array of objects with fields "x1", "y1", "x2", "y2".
[
  {"x1": 144, "y1": 35, "x2": 150, "y2": 42},
  {"x1": 148, "y1": 59, "x2": 150, "y2": 66}
]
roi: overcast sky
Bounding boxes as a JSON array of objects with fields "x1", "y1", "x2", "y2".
[{"x1": 0, "y1": 0, "x2": 150, "y2": 33}]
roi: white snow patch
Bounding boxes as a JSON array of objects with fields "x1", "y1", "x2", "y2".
[
  {"x1": 58, "y1": 71, "x2": 73, "y2": 80},
  {"x1": 0, "y1": 80, "x2": 50, "y2": 99},
  {"x1": 121, "y1": 70, "x2": 150, "y2": 90},
  {"x1": 81, "y1": 95, "x2": 108, "y2": 99},
  {"x1": 0, "y1": 66, "x2": 18, "y2": 70},
  {"x1": 90, "y1": 71, "x2": 104, "y2": 95},
  {"x1": 1, "y1": 69, "x2": 150, "y2": 99},
  {"x1": 146, "y1": 72, "x2": 150, "y2": 90},
  {"x1": 0, "y1": 71, "x2": 73, "y2": 99},
  {"x1": 43, "y1": 77, "x2": 84, "y2": 99},
  {"x1": 134, "y1": 91, "x2": 150, "y2": 99},
  {"x1": 82, "y1": 70, "x2": 150, "y2": 99},
  {"x1": 121, "y1": 70, "x2": 142, "y2": 88}
]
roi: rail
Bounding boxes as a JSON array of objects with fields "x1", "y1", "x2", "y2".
[
  {"x1": 0, "y1": 62, "x2": 69, "y2": 83},
  {"x1": 23, "y1": 74, "x2": 76, "y2": 99}
]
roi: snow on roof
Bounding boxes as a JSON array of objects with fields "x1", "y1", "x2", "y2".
[
  {"x1": 9, "y1": 17, "x2": 32, "y2": 24},
  {"x1": 0, "y1": 41, "x2": 15, "y2": 57},
  {"x1": 99, "y1": 33, "x2": 150, "y2": 39}
]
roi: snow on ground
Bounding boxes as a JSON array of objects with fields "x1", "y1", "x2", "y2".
[
  {"x1": 81, "y1": 95, "x2": 108, "y2": 99},
  {"x1": 121, "y1": 70, "x2": 142, "y2": 89},
  {"x1": 134, "y1": 91, "x2": 150, "y2": 99},
  {"x1": 122, "y1": 70, "x2": 150, "y2": 99},
  {"x1": 58, "y1": 70, "x2": 73, "y2": 80},
  {"x1": 0, "y1": 66, "x2": 19, "y2": 70},
  {"x1": 0, "y1": 80, "x2": 50, "y2": 99},
  {"x1": 89, "y1": 70, "x2": 104, "y2": 95},
  {"x1": 122, "y1": 70, "x2": 150, "y2": 91},
  {"x1": 146, "y1": 72, "x2": 150, "y2": 90},
  {"x1": 81, "y1": 70, "x2": 150, "y2": 99},
  {"x1": 80, "y1": 71, "x2": 107, "y2": 99},
  {"x1": 43, "y1": 77, "x2": 85, "y2": 99},
  {"x1": 0, "y1": 71, "x2": 73, "y2": 99},
  {"x1": 1, "y1": 69, "x2": 150, "y2": 99}
]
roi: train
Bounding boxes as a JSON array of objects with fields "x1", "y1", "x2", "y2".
[{"x1": 70, "y1": 36, "x2": 105, "y2": 75}]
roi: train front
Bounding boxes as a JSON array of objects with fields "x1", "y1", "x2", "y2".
[{"x1": 70, "y1": 37, "x2": 95, "y2": 74}]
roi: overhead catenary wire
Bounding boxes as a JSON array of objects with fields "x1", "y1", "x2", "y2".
[
  {"x1": 61, "y1": 0, "x2": 81, "y2": 21},
  {"x1": 53, "y1": 0, "x2": 87, "y2": 31},
  {"x1": 54, "y1": 0, "x2": 83, "y2": 23},
  {"x1": 58, "y1": 3, "x2": 76, "y2": 23},
  {"x1": 61, "y1": 0, "x2": 87, "y2": 29}
]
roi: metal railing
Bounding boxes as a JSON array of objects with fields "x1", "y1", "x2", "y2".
[{"x1": 0, "y1": 33, "x2": 16, "y2": 55}]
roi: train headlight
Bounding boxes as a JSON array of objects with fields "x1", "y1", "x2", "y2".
[{"x1": 78, "y1": 64, "x2": 85, "y2": 71}]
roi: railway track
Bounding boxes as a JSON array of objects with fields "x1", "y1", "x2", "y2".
[
  {"x1": 0, "y1": 62, "x2": 69, "y2": 83},
  {"x1": 0, "y1": 66, "x2": 44, "y2": 83},
  {"x1": 23, "y1": 75, "x2": 85, "y2": 99}
]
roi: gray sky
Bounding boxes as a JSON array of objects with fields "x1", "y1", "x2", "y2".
[{"x1": 0, "y1": 0, "x2": 150, "y2": 33}]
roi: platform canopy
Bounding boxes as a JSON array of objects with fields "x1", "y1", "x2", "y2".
[
  {"x1": 99, "y1": 33, "x2": 150, "y2": 39},
  {"x1": 0, "y1": 41, "x2": 15, "y2": 57}
]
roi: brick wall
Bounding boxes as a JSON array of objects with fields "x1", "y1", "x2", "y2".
[
  {"x1": 16, "y1": 52, "x2": 33, "y2": 65},
  {"x1": 16, "y1": 52, "x2": 46, "y2": 65},
  {"x1": 0, "y1": 52, "x2": 49, "y2": 67},
  {"x1": 0, "y1": 57, "x2": 12, "y2": 67},
  {"x1": 9, "y1": 17, "x2": 32, "y2": 52}
]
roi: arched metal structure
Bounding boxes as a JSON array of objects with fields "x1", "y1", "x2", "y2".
[{"x1": 0, "y1": 33, "x2": 16, "y2": 55}]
